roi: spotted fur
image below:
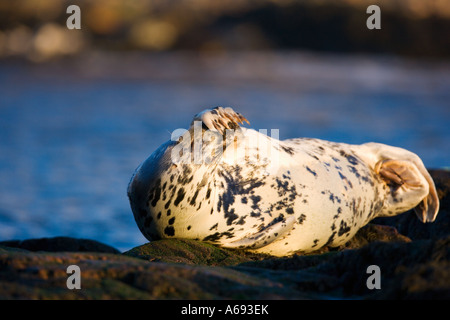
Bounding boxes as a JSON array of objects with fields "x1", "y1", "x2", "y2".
[{"x1": 128, "y1": 107, "x2": 439, "y2": 257}]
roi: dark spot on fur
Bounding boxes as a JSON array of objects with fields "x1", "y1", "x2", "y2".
[
  {"x1": 298, "y1": 214, "x2": 306, "y2": 224},
  {"x1": 324, "y1": 231, "x2": 336, "y2": 246},
  {"x1": 305, "y1": 166, "x2": 317, "y2": 176},
  {"x1": 250, "y1": 195, "x2": 261, "y2": 210},
  {"x1": 210, "y1": 223, "x2": 218, "y2": 231},
  {"x1": 331, "y1": 221, "x2": 336, "y2": 231},
  {"x1": 149, "y1": 179, "x2": 162, "y2": 207},
  {"x1": 312, "y1": 239, "x2": 319, "y2": 247},
  {"x1": 168, "y1": 217, "x2": 175, "y2": 225},
  {"x1": 236, "y1": 216, "x2": 247, "y2": 225},
  {"x1": 189, "y1": 189, "x2": 200, "y2": 206},
  {"x1": 217, "y1": 196, "x2": 223, "y2": 213},
  {"x1": 260, "y1": 214, "x2": 286, "y2": 232},
  {"x1": 339, "y1": 150, "x2": 359, "y2": 165},
  {"x1": 348, "y1": 166, "x2": 360, "y2": 179},
  {"x1": 281, "y1": 145, "x2": 295, "y2": 155},
  {"x1": 203, "y1": 231, "x2": 234, "y2": 242},
  {"x1": 177, "y1": 165, "x2": 194, "y2": 185},
  {"x1": 338, "y1": 172, "x2": 353, "y2": 189},
  {"x1": 285, "y1": 207, "x2": 294, "y2": 214},
  {"x1": 174, "y1": 187, "x2": 186, "y2": 206},
  {"x1": 362, "y1": 175, "x2": 374, "y2": 186},
  {"x1": 282, "y1": 172, "x2": 291, "y2": 180},
  {"x1": 329, "y1": 193, "x2": 335, "y2": 203},
  {"x1": 347, "y1": 155, "x2": 359, "y2": 165},
  {"x1": 224, "y1": 207, "x2": 238, "y2": 225},
  {"x1": 164, "y1": 226, "x2": 175, "y2": 236},
  {"x1": 338, "y1": 220, "x2": 351, "y2": 236},
  {"x1": 218, "y1": 165, "x2": 266, "y2": 225}
]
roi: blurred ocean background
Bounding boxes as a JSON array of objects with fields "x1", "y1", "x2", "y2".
[{"x1": 0, "y1": 0, "x2": 449, "y2": 251}]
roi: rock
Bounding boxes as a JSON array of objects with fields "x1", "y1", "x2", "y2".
[
  {"x1": 233, "y1": 235, "x2": 450, "y2": 299},
  {"x1": 0, "y1": 237, "x2": 120, "y2": 254},
  {"x1": 123, "y1": 238, "x2": 269, "y2": 266},
  {"x1": 311, "y1": 235, "x2": 450, "y2": 299},
  {"x1": 1, "y1": 236, "x2": 448, "y2": 299},
  {"x1": 0, "y1": 246, "x2": 305, "y2": 299},
  {"x1": 336, "y1": 223, "x2": 411, "y2": 249},
  {"x1": 123, "y1": 223, "x2": 412, "y2": 267}
]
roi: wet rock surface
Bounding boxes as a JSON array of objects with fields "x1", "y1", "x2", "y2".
[
  {"x1": 0, "y1": 169, "x2": 449, "y2": 299},
  {"x1": 0, "y1": 236, "x2": 120, "y2": 254}
]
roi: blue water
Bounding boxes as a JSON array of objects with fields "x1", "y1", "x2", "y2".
[{"x1": 0, "y1": 52, "x2": 449, "y2": 251}]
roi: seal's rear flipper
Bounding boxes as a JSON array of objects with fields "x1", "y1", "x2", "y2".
[
  {"x1": 221, "y1": 216, "x2": 295, "y2": 250},
  {"x1": 375, "y1": 159, "x2": 439, "y2": 223}
]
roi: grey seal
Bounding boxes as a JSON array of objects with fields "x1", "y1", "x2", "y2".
[{"x1": 128, "y1": 107, "x2": 439, "y2": 256}]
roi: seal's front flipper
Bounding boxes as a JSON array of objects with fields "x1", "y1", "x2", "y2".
[
  {"x1": 375, "y1": 159, "x2": 439, "y2": 223},
  {"x1": 192, "y1": 107, "x2": 250, "y2": 135},
  {"x1": 221, "y1": 216, "x2": 295, "y2": 250}
]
